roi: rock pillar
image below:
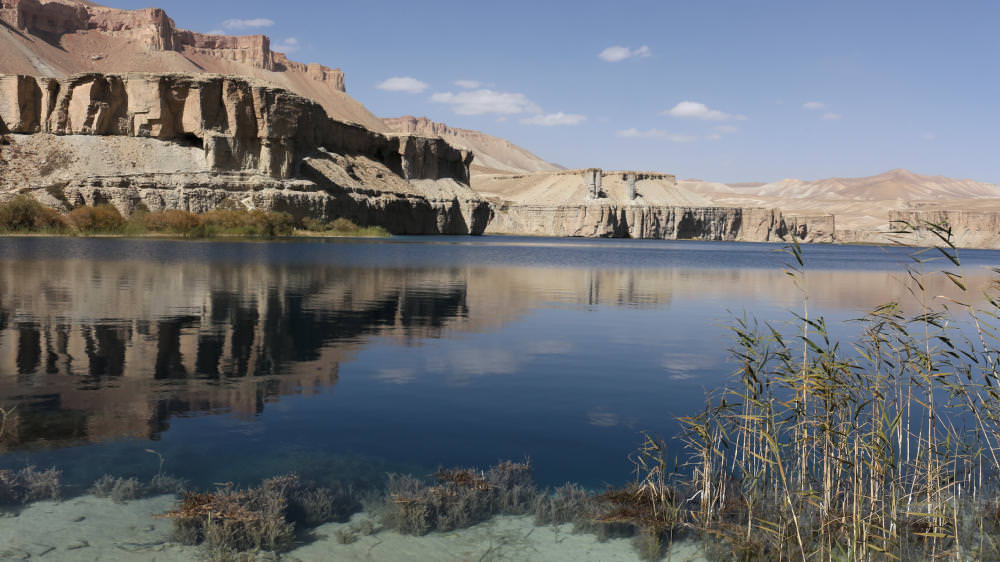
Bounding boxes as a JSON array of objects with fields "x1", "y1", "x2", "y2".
[
  {"x1": 626, "y1": 173, "x2": 637, "y2": 200},
  {"x1": 585, "y1": 168, "x2": 603, "y2": 199}
]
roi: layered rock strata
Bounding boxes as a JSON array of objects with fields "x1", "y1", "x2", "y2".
[
  {"x1": 0, "y1": 0, "x2": 345, "y2": 90},
  {"x1": 485, "y1": 202, "x2": 832, "y2": 242},
  {"x1": 0, "y1": 72, "x2": 490, "y2": 234},
  {"x1": 478, "y1": 169, "x2": 833, "y2": 242}
]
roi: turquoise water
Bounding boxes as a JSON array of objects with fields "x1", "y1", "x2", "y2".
[{"x1": 0, "y1": 236, "x2": 996, "y2": 493}]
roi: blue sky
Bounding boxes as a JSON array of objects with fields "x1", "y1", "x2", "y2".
[{"x1": 107, "y1": 0, "x2": 999, "y2": 183}]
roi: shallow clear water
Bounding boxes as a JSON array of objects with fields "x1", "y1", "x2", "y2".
[{"x1": 0, "y1": 236, "x2": 997, "y2": 492}]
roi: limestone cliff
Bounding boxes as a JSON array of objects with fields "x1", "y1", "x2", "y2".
[
  {"x1": 384, "y1": 115, "x2": 562, "y2": 174},
  {"x1": 485, "y1": 202, "x2": 831, "y2": 242},
  {"x1": 0, "y1": 72, "x2": 491, "y2": 234},
  {"x1": 477, "y1": 169, "x2": 833, "y2": 242},
  {"x1": 0, "y1": 0, "x2": 343, "y2": 87}
]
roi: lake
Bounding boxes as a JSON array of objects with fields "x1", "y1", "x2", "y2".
[{"x1": 0, "y1": 235, "x2": 996, "y2": 494}]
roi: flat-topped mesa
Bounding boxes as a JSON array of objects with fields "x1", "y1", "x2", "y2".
[
  {"x1": 0, "y1": 0, "x2": 346, "y2": 91},
  {"x1": 0, "y1": 72, "x2": 472, "y2": 182}
]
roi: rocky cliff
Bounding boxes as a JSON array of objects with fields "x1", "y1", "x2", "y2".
[
  {"x1": 485, "y1": 202, "x2": 831, "y2": 242},
  {"x1": 0, "y1": 72, "x2": 491, "y2": 234},
  {"x1": 0, "y1": 0, "x2": 344, "y2": 89},
  {"x1": 384, "y1": 115, "x2": 563, "y2": 174},
  {"x1": 476, "y1": 169, "x2": 833, "y2": 242}
]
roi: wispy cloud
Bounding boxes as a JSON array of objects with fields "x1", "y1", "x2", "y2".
[
  {"x1": 705, "y1": 125, "x2": 741, "y2": 141},
  {"x1": 272, "y1": 37, "x2": 299, "y2": 53},
  {"x1": 377, "y1": 76, "x2": 429, "y2": 94},
  {"x1": 663, "y1": 101, "x2": 745, "y2": 121},
  {"x1": 521, "y1": 112, "x2": 587, "y2": 126},
  {"x1": 222, "y1": 18, "x2": 274, "y2": 30},
  {"x1": 431, "y1": 89, "x2": 540, "y2": 115},
  {"x1": 598, "y1": 45, "x2": 652, "y2": 62},
  {"x1": 921, "y1": 132, "x2": 936, "y2": 141},
  {"x1": 617, "y1": 128, "x2": 697, "y2": 142},
  {"x1": 804, "y1": 101, "x2": 842, "y2": 120},
  {"x1": 454, "y1": 79, "x2": 482, "y2": 89}
]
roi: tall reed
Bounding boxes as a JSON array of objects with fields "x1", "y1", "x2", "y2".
[{"x1": 668, "y1": 223, "x2": 1000, "y2": 560}]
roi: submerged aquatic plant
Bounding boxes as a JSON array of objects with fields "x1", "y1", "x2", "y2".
[
  {"x1": 161, "y1": 473, "x2": 358, "y2": 557},
  {"x1": 380, "y1": 459, "x2": 541, "y2": 535},
  {"x1": 0, "y1": 466, "x2": 61, "y2": 507}
]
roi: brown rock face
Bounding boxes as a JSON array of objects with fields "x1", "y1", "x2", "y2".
[
  {"x1": 0, "y1": 0, "x2": 345, "y2": 91},
  {"x1": 0, "y1": 72, "x2": 472, "y2": 181},
  {"x1": 0, "y1": 72, "x2": 491, "y2": 235},
  {"x1": 485, "y1": 203, "x2": 830, "y2": 242}
]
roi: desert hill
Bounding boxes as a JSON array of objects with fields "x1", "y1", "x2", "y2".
[{"x1": 682, "y1": 169, "x2": 1000, "y2": 239}]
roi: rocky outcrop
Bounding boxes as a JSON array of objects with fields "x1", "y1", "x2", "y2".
[
  {"x1": 886, "y1": 209, "x2": 1000, "y2": 249},
  {"x1": 0, "y1": 72, "x2": 472, "y2": 181},
  {"x1": 384, "y1": 115, "x2": 563, "y2": 174},
  {"x1": 0, "y1": 0, "x2": 346, "y2": 90},
  {"x1": 485, "y1": 202, "x2": 833, "y2": 242},
  {"x1": 0, "y1": 72, "x2": 491, "y2": 234}
]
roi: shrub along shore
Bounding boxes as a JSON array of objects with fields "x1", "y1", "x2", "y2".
[{"x1": 0, "y1": 195, "x2": 390, "y2": 238}]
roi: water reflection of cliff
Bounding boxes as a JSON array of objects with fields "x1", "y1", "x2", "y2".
[{"x1": 0, "y1": 257, "x2": 990, "y2": 451}]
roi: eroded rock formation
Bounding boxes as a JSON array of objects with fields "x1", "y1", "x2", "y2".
[
  {"x1": 0, "y1": 72, "x2": 490, "y2": 234},
  {"x1": 0, "y1": 0, "x2": 345, "y2": 91},
  {"x1": 485, "y1": 202, "x2": 832, "y2": 242}
]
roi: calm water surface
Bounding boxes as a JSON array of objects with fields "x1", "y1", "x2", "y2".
[{"x1": 0, "y1": 236, "x2": 997, "y2": 492}]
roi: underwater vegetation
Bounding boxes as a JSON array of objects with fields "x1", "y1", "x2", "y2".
[
  {"x1": 161, "y1": 473, "x2": 359, "y2": 558},
  {"x1": 0, "y1": 466, "x2": 61, "y2": 507}
]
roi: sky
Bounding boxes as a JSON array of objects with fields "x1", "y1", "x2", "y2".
[{"x1": 105, "y1": 0, "x2": 1000, "y2": 183}]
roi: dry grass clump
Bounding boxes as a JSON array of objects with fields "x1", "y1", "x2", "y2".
[
  {"x1": 300, "y1": 216, "x2": 390, "y2": 237},
  {"x1": 0, "y1": 466, "x2": 61, "y2": 506},
  {"x1": 381, "y1": 459, "x2": 539, "y2": 535},
  {"x1": 66, "y1": 204, "x2": 125, "y2": 233},
  {"x1": 140, "y1": 209, "x2": 201, "y2": 234},
  {"x1": 0, "y1": 195, "x2": 67, "y2": 233},
  {"x1": 161, "y1": 473, "x2": 358, "y2": 557}
]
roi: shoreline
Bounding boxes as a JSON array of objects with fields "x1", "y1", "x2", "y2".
[{"x1": 0, "y1": 494, "x2": 706, "y2": 561}]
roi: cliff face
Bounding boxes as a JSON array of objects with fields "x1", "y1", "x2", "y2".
[
  {"x1": 485, "y1": 203, "x2": 831, "y2": 242},
  {"x1": 0, "y1": 0, "x2": 345, "y2": 90},
  {"x1": 886, "y1": 209, "x2": 1000, "y2": 249},
  {"x1": 384, "y1": 115, "x2": 563, "y2": 174},
  {"x1": 0, "y1": 72, "x2": 491, "y2": 235},
  {"x1": 0, "y1": 73, "x2": 471, "y2": 181}
]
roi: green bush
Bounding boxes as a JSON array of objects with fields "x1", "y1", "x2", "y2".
[{"x1": 0, "y1": 195, "x2": 66, "y2": 232}]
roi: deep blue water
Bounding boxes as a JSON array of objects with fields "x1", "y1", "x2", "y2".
[{"x1": 0, "y1": 236, "x2": 996, "y2": 492}]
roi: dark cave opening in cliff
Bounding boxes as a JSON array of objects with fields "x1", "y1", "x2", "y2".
[{"x1": 178, "y1": 133, "x2": 204, "y2": 150}]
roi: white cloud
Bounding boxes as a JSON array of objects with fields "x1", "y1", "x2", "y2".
[
  {"x1": 272, "y1": 37, "x2": 299, "y2": 53},
  {"x1": 598, "y1": 45, "x2": 652, "y2": 62},
  {"x1": 454, "y1": 79, "x2": 482, "y2": 89},
  {"x1": 520, "y1": 112, "x2": 587, "y2": 126},
  {"x1": 803, "y1": 101, "x2": 827, "y2": 110},
  {"x1": 663, "y1": 101, "x2": 745, "y2": 121},
  {"x1": 431, "y1": 89, "x2": 540, "y2": 115},
  {"x1": 222, "y1": 18, "x2": 274, "y2": 30},
  {"x1": 821, "y1": 112, "x2": 842, "y2": 120},
  {"x1": 377, "y1": 76, "x2": 429, "y2": 94},
  {"x1": 921, "y1": 132, "x2": 936, "y2": 141},
  {"x1": 617, "y1": 128, "x2": 696, "y2": 142}
]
